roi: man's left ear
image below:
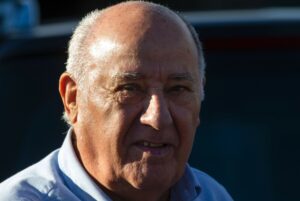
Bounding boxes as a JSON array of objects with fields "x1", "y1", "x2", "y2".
[{"x1": 59, "y1": 72, "x2": 78, "y2": 124}]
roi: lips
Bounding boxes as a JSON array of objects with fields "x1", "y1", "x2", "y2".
[
  {"x1": 141, "y1": 141, "x2": 166, "y2": 148},
  {"x1": 134, "y1": 140, "x2": 173, "y2": 157}
]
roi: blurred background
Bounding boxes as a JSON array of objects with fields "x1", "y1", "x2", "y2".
[{"x1": 1, "y1": 0, "x2": 300, "y2": 201}]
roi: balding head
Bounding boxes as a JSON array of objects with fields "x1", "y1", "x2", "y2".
[{"x1": 66, "y1": 1, "x2": 205, "y2": 85}]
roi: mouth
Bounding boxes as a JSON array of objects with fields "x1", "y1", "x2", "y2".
[
  {"x1": 141, "y1": 141, "x2": 166, "y2": 148},
  {"x1": 134, "y1": 141, "x2": 173, "y2": 157}
]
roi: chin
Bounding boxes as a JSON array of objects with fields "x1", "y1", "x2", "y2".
[{"x1": 125, "y1": 162, "x2": 180, "y2": 191}]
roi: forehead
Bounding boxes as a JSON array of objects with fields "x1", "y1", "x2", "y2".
[
  {"x1": 88, "y1": 38, "x2": 199, "y2": 84},
  {"x1": 86, "y1": 3, "x2": 199, "y2": 81},
  {"x1": 93, "y1": 53, "x2": 199, "y2": 86}
]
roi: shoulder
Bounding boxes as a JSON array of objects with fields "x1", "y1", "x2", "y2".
[
  {"x1": 0, "y1": 150, "x2": 62, "y2": 201},
  {"x1": 190, "y1": 167, "x2": 234, "y2": 201}
]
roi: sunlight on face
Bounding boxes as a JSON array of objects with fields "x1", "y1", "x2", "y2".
[{"x1": 90, "y1": 38, "x2": 121, "y2": 60}]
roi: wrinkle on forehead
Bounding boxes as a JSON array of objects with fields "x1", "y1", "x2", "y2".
[{"x1": 111, "y1": 71, "x2": 196, "y2": 84}]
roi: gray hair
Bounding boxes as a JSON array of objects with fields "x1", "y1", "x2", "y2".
[
  {"x1": 63, "y1": 2, "x2": 206, "y2": 124},
  {"x1": 66, "y1": 9, "x2": 102, "y2": 83},
  {"x1": 178, "y1": 13, "x2": 206, "y2": 79}
]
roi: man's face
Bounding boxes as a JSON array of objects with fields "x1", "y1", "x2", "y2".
[{"x1": 72, "y1": 6, "x2": 203, "y2": 199}]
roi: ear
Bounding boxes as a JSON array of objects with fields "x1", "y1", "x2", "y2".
[{"x1": 59, "y1": 72, "x2": 78, "y2": 124}]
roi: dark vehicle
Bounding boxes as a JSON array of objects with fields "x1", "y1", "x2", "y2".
[{"x1": 1, "y1": 9, "x2": 299, "y2": 201}]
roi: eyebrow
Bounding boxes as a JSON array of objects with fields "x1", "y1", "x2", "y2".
[
  {"x1": 112, "y1": 72, "x2": 195, "y2": 82},
  {"x1": 112, "y1": 72, "x2": 144, "y2": 81},
  {"x1": 168, "y1": 73, "x2": 195, "y2": 82}
]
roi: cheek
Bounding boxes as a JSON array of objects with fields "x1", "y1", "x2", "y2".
[
  {"x1": 170, "y1": 101, "x2": 200, "y2": 131},
  {"x1": 170, "y1": 102, "x2": 200, "y2": 154},
  {"x1": 115, "y1": 103, "x2": 145, "y2": 147}
]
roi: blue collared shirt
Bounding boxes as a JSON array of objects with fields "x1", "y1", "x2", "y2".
[{"x1": 0, "y1": 129, "x2": 233, "y2": 201}]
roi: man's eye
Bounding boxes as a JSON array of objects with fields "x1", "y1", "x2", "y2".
[
  {"x1": 119, "y1": 84, "x2": 142, "y2": 92},
  {"x1": 166, "y1": 85, "x2": 195, "y2": 105},
  {"x1": 115, "y1": 83, "x2": 145, "y2": 104},
  {"x1": 168, "y1": 85, "x2": 191, "y2": 93}
]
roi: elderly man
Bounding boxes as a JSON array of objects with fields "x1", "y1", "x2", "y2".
[{"x1": 0, "y1": 1, "x2": 233, "y2": 201}]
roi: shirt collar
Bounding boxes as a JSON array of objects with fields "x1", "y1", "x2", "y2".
[{"x1": 58, "y1": 128, "x2": 112, "y2": 201}]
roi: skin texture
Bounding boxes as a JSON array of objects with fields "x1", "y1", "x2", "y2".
[{"x1": 59, "y1": 2, "x2": 204, "y2": 201}]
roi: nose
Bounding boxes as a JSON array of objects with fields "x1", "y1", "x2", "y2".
[{"x1": 140, "y1": 92, "x2": 173, "y2": 130}]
